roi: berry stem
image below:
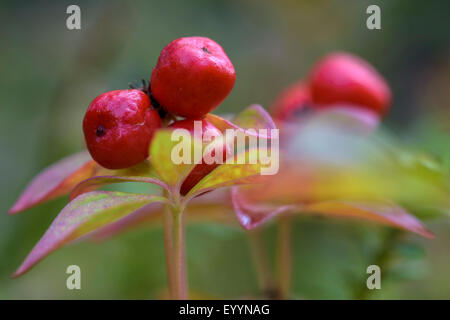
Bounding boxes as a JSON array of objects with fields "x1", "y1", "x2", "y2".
[{"x1": 276, "y1": 215, "x2": 292, "y2": 299}]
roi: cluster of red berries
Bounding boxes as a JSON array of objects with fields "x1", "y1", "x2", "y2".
[
  {"x1": 83, "y1": 37, "x2": 236, "y2": 178},
  {"x1": 83, "y1": 43, "x2": 387, "y2": 194},
  {"x1": 270, "y1": 52, "x2": 391, "y2": 121}
]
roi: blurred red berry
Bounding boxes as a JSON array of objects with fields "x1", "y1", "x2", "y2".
[
  {"x1": 83, "y1": 89, "x2": 161, "y2": 169},
  {"x1": 169, "y1": 119, "x2": 228, "y2": 195},
  {"x1": 270, "y1": 81, "x2": 312, "y2": 121},
  {"x1": 309, "y1": 52, "x2": 391, "y2": 116},
  {"x1": 151, "y1": 37, "x2": 236, "y2": 118}
]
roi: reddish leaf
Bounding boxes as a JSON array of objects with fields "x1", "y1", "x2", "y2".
[
  {"x1": 232, "y1": 104, "x2": 276, "y2": 131},
  {"x1": 206, "y1": 104, "x2": 276, "y2": 139},
  {"x1": 9, "y1": 151, "x2": 98, "y2": 214},
  {"x1": 231, "y1": 187, "x2": 296, "y2": 229},
  {"x1": 231, "y1": 185, "x2": 433, "y2": 237},
  {"x1": 13, "y1": 191, "x2": 167, "y2": 277},
  {"x1": 92, "y1": 190, "x2": 236, "y2": 240},
  {"x1": 302, "y1": 201, "x2": 434, "y2": 238}
]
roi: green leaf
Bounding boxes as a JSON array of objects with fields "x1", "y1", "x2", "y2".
[
  {"x1": 185, "y1": 148, "x2": 269, "y2": 199},
  {"x1": 172, "y1": 105, "x2": 278, "y2": 196},
  {"x1": 69, "y1": 175, "x2": 168, "y2": 201},
  {"x1": 13, "y1": 191, "x2": 167, "y2": 277},
  {"x1": 69, "y1": 161, "x2": 168, "y2": 200},
  {"x1": 9, "y1": 151, "x2": 98, "y2": 214},
  {"x1": 395, "y1": 242, "x2": 426, "y2": 259},
  {"x1": 150, "y1": 129, "x2": 200, "y2": 191},
  {"x1": 96, "y1": 159, "x2": 158, "y2": 177}
]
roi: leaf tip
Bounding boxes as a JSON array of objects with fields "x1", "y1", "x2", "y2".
[
  {"x1": 241, "y1": 222, "x2": 253, "y2": 231},
  {"x1": 420, "y1": 228, "x2": 435, "y2": 239},
  {"x1": 11, "y1": 265, "x2": 27, "y2": 278},
  {"x1": 8, "y1": 202, "x2": 24, "y2": 215},
  {"x1": 11, "y1": 272, "x2": 20, "y2": 278},
  {"x1": 12, "y1": 252, "x2": 39, "y2": 278}
]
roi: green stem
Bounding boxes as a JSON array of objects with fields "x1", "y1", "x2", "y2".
[
  {"x1": 249, "y1": 229, "x2": 276, "y2": 299},
  {"x1": 172, "y1": 205, "x2": 187, "y2": 299},
  {"x1": 162, "y1": 189, "x2": 187, "y2": 300},
  {"x1": 276, "y1": 216, "x2": 292, "y2": 299},
  {"x1": 163, "y1": 203, "x2": 175, "y2": 297}
]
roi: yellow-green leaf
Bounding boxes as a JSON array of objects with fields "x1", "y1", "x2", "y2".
[
  {"x1": 150, "y1": 129, "x2": 201, "y2": 191},
  {"x1": 185, "y1": 149, "x2": 269, "y2": 199},
  {"x1": 69, "y1": 161, "x2": 167, "y2": 200}
]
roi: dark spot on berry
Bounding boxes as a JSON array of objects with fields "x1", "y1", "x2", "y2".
[
  {"x1": 201, "y1": 46, "x2": 211, "y2": 54},
  {"x1": 96, "y1": 125, "x2": 106, "y2": 137}
]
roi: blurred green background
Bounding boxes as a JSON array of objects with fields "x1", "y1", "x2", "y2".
[{"x1": 0, "y1": 0, "x2": 449, "y2": 299}]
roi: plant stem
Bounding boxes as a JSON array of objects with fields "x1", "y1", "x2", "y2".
[
  {"x1": 163, "y1": 203, "x2": 175, "y2": 297},
  {"x1": 172, "y1": 204, "x2": 187, "y2": 299},
  {"x1": 162, "y1": 189, "x2": 187, "y2": 300},
  {"x1": 249, "y1": 229, "x2": 277, "y2": 299},
  {"x1": 276, "y1": 215, "x2": 292, "y2": 299}
]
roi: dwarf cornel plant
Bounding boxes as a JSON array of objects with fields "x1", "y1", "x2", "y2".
[
  {"x1": 10, "y1": 104, "x2": 450, "y2": 299},
  {"x1": 8, "y1": 41, "x2": 450, "y2": 299},
  {"x1": 9, "y1": 103, "x2": 277, "y2": 299}
]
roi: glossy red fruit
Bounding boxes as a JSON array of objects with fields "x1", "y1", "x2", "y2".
[
  {"x1": 169, "y1": 119, "x2": 228, "y2": 195},
  {"x1": 309, "y1": 52, "x2": 391, "y2": 116},
  {"x1": 270, "y1": 81, "x2": 312, "y2": 121},
  {"x1": 83, "y1": 90, "x2": 162, "y2": 169},
  {"x1": 151, "y1": 37, "x2": 236, "y2": 118}
]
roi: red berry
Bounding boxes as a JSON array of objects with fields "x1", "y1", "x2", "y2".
[
  {"x1": 309, "y1": 52, "x2": 391, "y2": 116},
  {"x1": 270, "y1": 81, "x2": 312, "y2": 121},
  {"x1": 151, "y1": 37, "x2": 236, "y2": 118},
  {"x1": 83, "y1": 90, "x2": 161, "y2": 169},
  {"x1": 169, "y1": 119, "x2": 228, "y2": 195}
]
